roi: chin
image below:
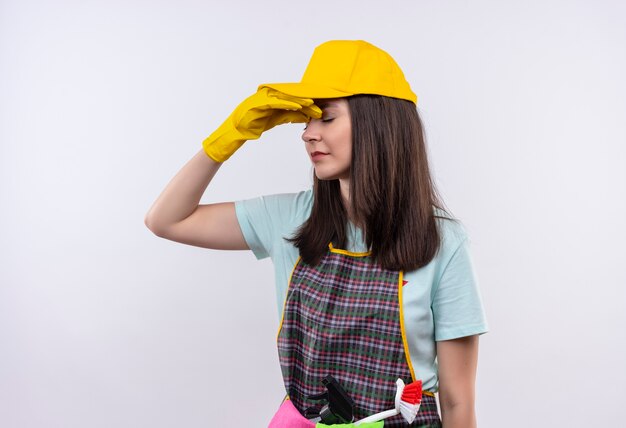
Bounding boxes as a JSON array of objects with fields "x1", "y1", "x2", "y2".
[
  {"x1": 314, "y1": 167, "x2": 350, "y2": 181},
  {"x1": 315, "y1": 173, "x2": 344, "y2": 181}
]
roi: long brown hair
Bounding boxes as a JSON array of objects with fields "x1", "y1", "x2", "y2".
[{"x1": 287, "y1": 94, "x2": 457, "y2": 271}]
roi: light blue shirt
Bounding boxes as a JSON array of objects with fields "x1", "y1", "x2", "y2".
[{"x1": 235, "y1": 189, "x2": 488, "y2": 392}]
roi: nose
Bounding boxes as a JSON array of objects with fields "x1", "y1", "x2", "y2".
[{"x1": 302, "y1": 120, "x2": 321, "y2": 144}]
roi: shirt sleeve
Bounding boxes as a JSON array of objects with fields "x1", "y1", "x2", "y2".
[
  {"x1": 234, "y1": 190, "x2": 312, "y2": 260},
  {"x1": 432, "y1": 236, "x2": 489, "y2": 341}
]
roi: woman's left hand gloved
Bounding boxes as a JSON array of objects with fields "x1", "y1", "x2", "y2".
[{"x1": 202, "y1": 87, "x2": 322, "y2": 163}]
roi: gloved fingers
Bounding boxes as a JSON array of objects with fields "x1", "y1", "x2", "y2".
[
  {"x1": 234, "y1": 88, "x2": 302, "y2": 118},
  {"x1": 237, "y1": 110, "x2": 305, "y2": 137},
  {"x1": 232, "y1": 98, "x2": 302, "y2": 130},
  {"x1": 262, "y1": 98, "x2": 310, "y2": 112},
  {"x1": 264, "y1": 88, "x2": 323, "y2": 118},
  {"x1": 239, "y1": 88, "x2": 322, "y2": 121},
  {"x1": 266, "y1": 110, "x2": 310, "y2": 128},
  {"x1": 240, "y1": 98, "x2": 304, "y2": 116},
  {"x1": 265, "y1": 88, "x2": 317, "y2": 107},
  {"x1": 300, "y1": 103, "x2": 323, "y2": 119},
  {"x1": 263, "y1": 89, "x2": 323, "y2": 119}
]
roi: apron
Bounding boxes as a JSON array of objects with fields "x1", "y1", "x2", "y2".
[{"x1": 273, "y1": 243, "x2": 441, "y2": 427}]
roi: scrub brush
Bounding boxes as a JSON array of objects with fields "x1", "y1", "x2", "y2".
[{"x1": 354, "y1": 378, "x2": 422, "y2": 425}]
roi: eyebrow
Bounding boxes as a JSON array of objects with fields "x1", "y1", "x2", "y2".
[{"x1": 316, "y1": 100, "x2": 340, "y2": 109}]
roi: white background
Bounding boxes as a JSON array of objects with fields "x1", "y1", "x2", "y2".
[{"x1": 2, "y1": 1, "x2": 625, "y2": 427}]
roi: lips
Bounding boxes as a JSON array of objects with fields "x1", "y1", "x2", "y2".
[{"x1": 310, "y1": 151, "x2": 329, "y2": 161}]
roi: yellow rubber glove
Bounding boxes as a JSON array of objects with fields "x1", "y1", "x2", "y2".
[{"x1": 202, "y1": 87, "x2": 322, "y2": 162}]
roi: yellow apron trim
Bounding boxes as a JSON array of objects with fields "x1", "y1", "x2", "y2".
[
  {"x1": 423, "y1": 391, "x2": 435, "y2": 397},
  {"x1": 397, "y1": 270, "x2": 417, "y2": 382},
  {"x1": 276, "y1": 256, "x2": 302, "y2": 341},
  {"x1": 328, "y1": 242, "x2": 372, "y2": 257}
]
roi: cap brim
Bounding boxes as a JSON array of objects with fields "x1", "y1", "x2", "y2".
[{"x1": 258, "y1": 82, "x2": 353, "y2": 100}]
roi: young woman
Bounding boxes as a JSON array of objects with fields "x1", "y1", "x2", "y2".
[{"x1": 145, "y1": 40, "x2": 488, "y2": 428}]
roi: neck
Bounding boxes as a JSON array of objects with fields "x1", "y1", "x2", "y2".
[{"x1": 339, "y1": 178, "x2": 359, "y2": 226}]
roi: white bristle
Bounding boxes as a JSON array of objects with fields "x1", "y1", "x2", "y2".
[{"x1": 399, "y1": 401, "x2": 421, "y2": 424}]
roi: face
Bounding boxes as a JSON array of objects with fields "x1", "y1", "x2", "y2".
[{"x1": 302, "y1": 98, "x2": 352, "y2": 181}]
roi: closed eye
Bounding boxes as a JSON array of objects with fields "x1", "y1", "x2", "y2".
[{"x1": 304, "y1": 117, "x2": 334, "y2": 130}]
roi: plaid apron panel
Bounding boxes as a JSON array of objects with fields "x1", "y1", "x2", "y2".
[{"x1": 278, "y1": 250, "x2": 441, "y2": 426}]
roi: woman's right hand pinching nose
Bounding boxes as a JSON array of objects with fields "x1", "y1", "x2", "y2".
[{"x1": 202, "y1": 87, "x2": 322, "y2": 163}]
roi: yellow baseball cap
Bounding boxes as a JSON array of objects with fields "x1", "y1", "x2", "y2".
[{"x1": 258, "y1": 40, "x2": 417, "y2": 104}]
